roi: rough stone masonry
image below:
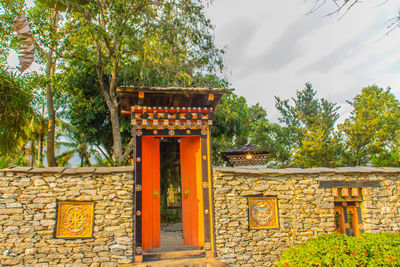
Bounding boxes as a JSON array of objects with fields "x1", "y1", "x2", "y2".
[
  {"x1": 1, "y1": 166, "x2": 400, "y2": 266},
  {"x1": 212, "y1": 167, "x2": 400, "y2": 266},
  {"x1": 0, "y1": 167, "x2": 134, "y2": 266}
]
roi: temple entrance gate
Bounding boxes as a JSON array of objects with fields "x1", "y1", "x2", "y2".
[
  {"x1": 117, "y1": 86, "x2": 231, "y2": 263},
  {"x1": 141, "y1": 135, "x2": 204, "y2": 250}
]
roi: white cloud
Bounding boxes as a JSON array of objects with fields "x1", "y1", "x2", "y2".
[{"x1": 207, "y1": 0, "x2": 400, "y2": 122}]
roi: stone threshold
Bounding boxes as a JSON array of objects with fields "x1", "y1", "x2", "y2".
[
  {"x1": 134, "y1": 256, "x2": 225, "y2": 267},
  {"x1": 143, "y1": 249, "x2": 205, "y2": 261}
]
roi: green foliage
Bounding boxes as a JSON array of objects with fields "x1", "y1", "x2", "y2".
[
  {"x1": 0, "y1": 156, "x2": 9, "y2": 168},
  {"x1": 339, "y1": 85, "x2": 400, "y2": 166},
  {"x1": 211, "y1": 93, "x2": 270, "y2": 166},
  {"x1": 37, "y1": 0, "x2": 88, "y2": 13},
  {"x1": 293, "y1": 126, "x2": 343, "y2": 168},
  {"x1": 0, "y1": 66, "x2": 33, "y2": 156},
  {"x1": 0, "y1": 0, "x2": 26, "y2": 63},
  {"x1": 161, "y1": 208, "x2": 181, "y2": 224},
  {"x1": 60, "y1": 63, "x2": 118, "y2": 156},
  {"x1": 60, "y1": 0, "x2": 226, "y2": 163},
  {"x1": 250, "y1": 120, "x2": 294, "y2": 168},
  {"x1": 55, "y1": 120, "x2": 100, "y2": 167},
  {"x1": 278, "y1": 232, "x2": 400, "y2": 267},
  {"x1": 275, "y1": 83, "x2": 341, "y2": 167}
]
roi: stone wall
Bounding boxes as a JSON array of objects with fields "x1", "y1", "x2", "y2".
[
  {"x1": 212, "y1": 167, "x2": 400, "y2": 266},
  {"x1": 1, "y1": 166, "x2": 400, "y2": 266},
  {"x1": 0, "y1": 166, "x2": 134, "y2": 266}
]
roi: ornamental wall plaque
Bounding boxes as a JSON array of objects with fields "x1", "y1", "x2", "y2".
[
  {"x1": 55, "y1": 201, "x2": 95, "y2": 239},
  {"x1": 248, "y1": 196, "x2": 279, "y2": 230}
]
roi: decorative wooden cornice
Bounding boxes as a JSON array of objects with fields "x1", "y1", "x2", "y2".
[
  {"x1": 225, "y1": 154, "x2": 269, "y2": 166},
  {"x1": 131, "y1": 106, "x2": 213, "y2": 131}
]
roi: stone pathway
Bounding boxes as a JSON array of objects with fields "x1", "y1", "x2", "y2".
[{"x1": 144, "y1": 222, "x2": 202, "y2": 253}]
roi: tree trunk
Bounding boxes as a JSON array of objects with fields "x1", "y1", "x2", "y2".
[
  {"x1": 30, "y1": 138, "x2": 35, "y2": 167},
  {"x1": 45, "y1": 58, "x2": 57, "y2": 167},
  {"x1": 95, "y1": 65, "x2": 123, "y2": 164},
  {"x1": 109, "y1": 104, "x2": 123, "y2": 163},
  {"x1": 38, "y1": 133, "x2": 43, "y2": 166},
  {"x1": 45, "y1": 9, "x2": 58, "y2": 167}
]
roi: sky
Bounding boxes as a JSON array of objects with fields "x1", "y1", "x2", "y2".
[{"x1": 206, "y1": 0, "x2": 400, "y2": 123}]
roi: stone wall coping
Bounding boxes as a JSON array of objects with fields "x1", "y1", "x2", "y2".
[
  {"x1": 0, "y1": 166, "x2": 133, "y2": 174},
  {"x1": 3, "y1": 166, "x2": 400, "y2": 176},
  {"x1": 213, "y1": 166, "x2": 400, "y2": 175}
]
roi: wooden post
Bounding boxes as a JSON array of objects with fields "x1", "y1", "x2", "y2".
[{"x1": 134, "y1": 127, "x2": 143, "y2": 263}]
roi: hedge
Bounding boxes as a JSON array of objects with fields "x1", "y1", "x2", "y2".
[{"x1": 277, "y1": 232, "x2": 400, "y2": 266}]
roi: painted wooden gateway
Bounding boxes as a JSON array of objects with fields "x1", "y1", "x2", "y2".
[{"x1": 117, "y1": 86, "x2": 232, "y2": 262}]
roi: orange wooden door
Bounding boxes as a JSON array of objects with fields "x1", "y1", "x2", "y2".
[
  {"x1": 142, "y1": 136, "x2": 161, "y2": 250},
  {"x1": 334, "y1": 206, "x2": 346, "y2": 234},
  {"x1": 346, "y1": 206, "x2": 359, "y2": 236},
  {"x1": 180, "y1": 136, "x2": 204, "y2": 247}
]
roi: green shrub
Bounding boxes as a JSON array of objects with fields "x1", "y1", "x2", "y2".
[
  {"x1": 0, "y1": 156, "x2": 9, "y2": 169},
  {"x1": 277, "y1": 232, "x2": 400, "y2": 266},
  {"x1": 161, "y1": 207, "x2": 181, "y2": 224}
]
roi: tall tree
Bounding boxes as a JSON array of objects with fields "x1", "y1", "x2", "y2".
[
  {"x1": 63, "y1": 0, "x2": 224, "y2": 164},
  {"x1": 0, "y1": 66, "x2": 33, "y2": 156},
  {"x1": 250, "y1": 120, "x2": 293, "y2": 167},
  {"x1": 339, "y1": 85, "x2": 400, "y2": 166},
  {"x1": 211, "y1": 93, "x2": 272, "y2": 166},
  {"x1": 275, "y1": 83, "x2": 341, "y2": 167},
  {"x1": 293, "y1": 125, "x2": 342, "y2": 167},
  {"x1": 1, "y1": 0, "x2": 70, "y2": 166},
  {"x1": 61, "y1": 62, "x2": 125, "y2": 160}
]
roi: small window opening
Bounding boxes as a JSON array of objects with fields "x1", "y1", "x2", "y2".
[{"x1": 334, "y1": 202, "x2": 362, "y2": 236}]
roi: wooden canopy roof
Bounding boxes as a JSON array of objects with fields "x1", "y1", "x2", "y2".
[
  {"x1": 117, "y1": 86, "x2": 233, "y2": 116},
  {"x1": 221, "y1": 144, "x2": 270, "y2": 166}
]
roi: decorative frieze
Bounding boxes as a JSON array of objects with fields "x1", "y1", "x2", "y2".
[{"x1": 131, "y1": 106, "x2": 213, "y2": 130}]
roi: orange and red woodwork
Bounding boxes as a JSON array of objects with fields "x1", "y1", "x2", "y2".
[
  {"x1": 341, "y1": 188, "x2": 350, "y2": 197},
  {"x1": 117, "y1": 86, "x2": 232, "y2": 262}
]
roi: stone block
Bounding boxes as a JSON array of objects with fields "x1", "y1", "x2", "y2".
[
  {"x1": 33, "y1": 178, "x2": 46, "y2": 186},
  {"x1": 40, "y1": 220, "x2": 55, "y2": 226},
  {"x1": 5, "y1": 202, "x2": 22, "y2": 208},
  {"x1": 4, "y1": 226, "x2": 19, "y2": 234},
  {"x1": 0, "y1": 208, "x2": 22, "y2": 215}
]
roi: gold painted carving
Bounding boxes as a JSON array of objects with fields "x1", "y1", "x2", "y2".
[
  {"x1": 248, "y1": 196, "x2": 279, "y2": 230},
  {"x1": 56, "y1": 201, "x2": 94, "y2": 239}
]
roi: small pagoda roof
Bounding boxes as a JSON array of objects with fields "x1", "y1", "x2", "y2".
[
  {"x1": 117, "y1": 86, "x2": 233, "y2": 116},
  {"x1": 221, "y1": 144, "x2": 269, "y2": 167},
  {"x1": 222, "y1": 144, "x2": 267, "y2": 156}
]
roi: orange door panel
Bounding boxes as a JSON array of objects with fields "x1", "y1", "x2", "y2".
[
  {"x1": 346, "y1": 206, "x2": 359, "y2": 236},
  {"x1": 180, "y1": 136, "x2": 204, "y2": 247},
  {"x1": 334, "y1": 206, "x2": 346, "y2": 234},
  {"x1": 142, "y1": 137, "x2": 160, "y2": 250}
]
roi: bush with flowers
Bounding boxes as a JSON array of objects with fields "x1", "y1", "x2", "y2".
[{"x1": 277, "y1": 232, "x2": 400, "y2": 266}]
